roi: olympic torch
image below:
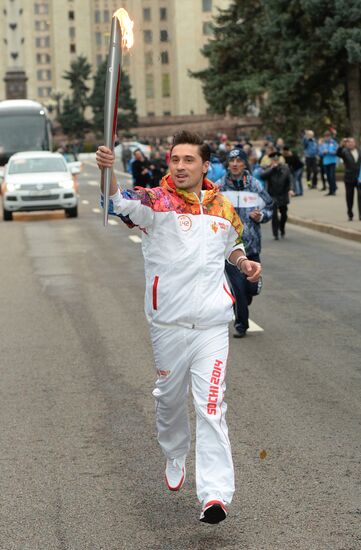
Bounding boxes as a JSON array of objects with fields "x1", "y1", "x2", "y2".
[{"x1": 103, "y1": 8, "x2": 134, "y2": 226}]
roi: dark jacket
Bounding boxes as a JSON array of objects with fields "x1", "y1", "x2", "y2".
[
  {"x1": 149, "y1": 157, "x2": 168, "y2": 188},
  {"x1": 217, "y1": 170, "x2": 273, "y2": 256},
  {"x1": 261, "y1": 164, "x2": 291, "y2": 206},
  {"x1": 131, "y1": 158, "x2": 152, "y2": 187},
  {"x1": 336, "y1": 147, "x2": 361, "y2": 184},
  {"x1": 285, "y1": 152, "x2": 304, "y2": 172}
]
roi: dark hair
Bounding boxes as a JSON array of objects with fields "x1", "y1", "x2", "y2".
[{"x1": 171, "y1": 131, "x2": 211, "y2": 163}]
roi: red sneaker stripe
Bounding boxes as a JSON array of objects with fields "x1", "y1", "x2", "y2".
[{"x1": 165, "y1": 467, "x2": 185, "y2": 491}]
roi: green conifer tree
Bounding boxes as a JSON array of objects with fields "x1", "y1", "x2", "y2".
[{"x1": 89, "y1": 60, "x2": 138, "y2": 135}]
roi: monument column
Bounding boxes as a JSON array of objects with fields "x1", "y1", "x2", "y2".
[{"x1": 4, "y1": 0, "x2": 28, "y2": 99}]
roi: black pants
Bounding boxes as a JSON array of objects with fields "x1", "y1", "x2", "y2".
[
  {"x1": 319, "y1": 160, "x2": 327, "y2": 189},
  {"x1": 225, "y1": 254, "x2": 260, "y2": 333},
  {"x1": 305, "y1": 157, "x2": 318, "y2": 188},
  {"x1": 272, "y1": 204, "x2": 288, "y2": 237},
  {"x1": 324, "y1": 164, "x2": 337, "y2": 194},
  {"x1": 345, "y1": 181, "x2": 361, "y2": 219}
]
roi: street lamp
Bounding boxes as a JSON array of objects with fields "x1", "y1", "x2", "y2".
[{"x1": 50, "y1": 90, "x2": 64, "y2": 117}]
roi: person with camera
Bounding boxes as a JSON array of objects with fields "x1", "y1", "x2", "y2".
[
  {"x1": 337, "y1": 137, "x2": 361, "y2": 221},
  {"x1": 319, "y1": 131, "x2": 338, "y2": 196},
  {"x1": 302, "y1": 130, "x2": 319, "y2": 189}
]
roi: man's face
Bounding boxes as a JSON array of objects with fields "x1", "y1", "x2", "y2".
[
  {"x1": 347, "y1": 138, "x2": 356, "y2": 149},
  {"x1": 134, "y1": 150, "x2": 143, "y2": 161},
  {"x1": 169, "y1": 144, "x2": 209, "y2": 193},
  {"x1": 228, "y1": 157, "x2": 246, "y2": 177}
]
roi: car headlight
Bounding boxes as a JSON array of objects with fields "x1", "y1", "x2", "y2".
[
  {"x1": 6, "y1": 183, "x2": 17, "y2": 192},
  {"x1": 59, "y1": 180, "x2": 75, "y2": 190}
]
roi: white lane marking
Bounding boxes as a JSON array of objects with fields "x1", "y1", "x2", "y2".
[
  {"x1": 248, "y1": 319, "x2": 264, "y2": 333},
  {"x1": 92, "y1": 208, "x2": 101, "y2": 214},
  {"x1": 88, "y1": 180, "x2": 99, "y2": 186},
  {"x1": 108, "y1": 219, "x2": 119, "y2": 226},
  {"x1": 129, "y1": 235, "x2": 142, "y2": 244},
  {"x1": 81, "y1": 200, "x2": 90, "y2": 205}
]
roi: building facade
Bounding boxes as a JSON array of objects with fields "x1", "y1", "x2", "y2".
[{"x1": 0, "y1": 0, "x2": 232, "y2": 118}]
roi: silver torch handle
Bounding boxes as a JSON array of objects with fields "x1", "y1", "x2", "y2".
[{"x1": 103, "y1": 16, "x2": 122, "y2": 226}]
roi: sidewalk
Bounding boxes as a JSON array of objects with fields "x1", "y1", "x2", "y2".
[{"x1": 288, "y1": 183, "x2": 361, "y2": 243}]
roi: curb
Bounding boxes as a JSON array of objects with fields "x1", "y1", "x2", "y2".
[{"x1": 288, "y1": 215, "x2": 361, "y2": 244}]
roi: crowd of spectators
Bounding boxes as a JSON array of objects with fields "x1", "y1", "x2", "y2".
[{"x1": 119, "y1": 127, "x2": 361, "y2": 222}]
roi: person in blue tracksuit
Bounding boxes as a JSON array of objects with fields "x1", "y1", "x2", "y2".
[
  {"x1": 217, "y1": 148, "x2": 273, "y2": 338},
  {"x1": 207, "y1": 154, "x2": 226, "y2": 183},
  {"x1": 318, "y1": 131, "x2": 338, "y2": 195},
  {"x1": 302, "y1": 130, "x2": 319, "y2": 189}
]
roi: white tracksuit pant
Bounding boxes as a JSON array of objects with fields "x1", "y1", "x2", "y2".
[{"x1": 150, "y1": 323, "x2": 235, "y2": 506}]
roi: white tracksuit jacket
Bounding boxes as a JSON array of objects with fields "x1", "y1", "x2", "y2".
[
  {"x1": 105, "y1": 174, "x2": 245, "y2": 506},
  {"x1": 106, "y1": 174, "x2": 245, "y2": 327}
]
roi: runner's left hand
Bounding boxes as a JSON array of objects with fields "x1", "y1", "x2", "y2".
[{"x1": 241, "y1": 260, "x2": 262, "y2": 282}]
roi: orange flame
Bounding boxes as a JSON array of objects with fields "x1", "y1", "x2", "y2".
[{"x1": 113, "y1": 8, "x2": 134, "y2": 49}]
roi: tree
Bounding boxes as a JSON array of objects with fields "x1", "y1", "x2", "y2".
[
  {"x1": 192, "y1": 0, "x2": 361, "y2": 143},
  {"x1": 58, "y1": 97, "x2": 87, "y2": 138},
  {"x1": 63, "y1": 55, "x2": 92, "y2": 117},
  {"x1": 89, "y1": 60, "x2": 138, "y2": 135},
  {"x1": 192, "y1": 0, "x2": 266, "y2": 117},
  {"x1": 117, "y1": 67, "x2": 138, "y2": 131},
  {"x1": 59, "y1": 55, "x2": 92, "y2": 137}
]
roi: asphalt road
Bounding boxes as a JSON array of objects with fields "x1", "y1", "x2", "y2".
[{"x1": 0, "y1": 162, "x2": 360, "y2": 550}]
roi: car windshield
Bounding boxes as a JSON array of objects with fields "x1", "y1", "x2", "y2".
[{"x1": 8, "y1": 157, "x2": 68, "y2": 174}]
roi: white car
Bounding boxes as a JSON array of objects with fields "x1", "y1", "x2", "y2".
[
  {"x1": 1, "y1": 151, "x2": 79, "y2": 221},
  {"x1": 114, "y1": 141, "x2": 151, "y2": 160}
]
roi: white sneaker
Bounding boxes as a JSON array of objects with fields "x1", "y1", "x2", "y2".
[
  {"x1": 200, "y1": 500, "x2": 227, "y2": 524},
  {"x1": 165, "y1": 457, "x2": 186, "y2": 491}
]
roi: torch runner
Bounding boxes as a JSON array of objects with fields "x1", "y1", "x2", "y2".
[{"x1": 103, "y1": 8, "x2": 134, "y2": 226}]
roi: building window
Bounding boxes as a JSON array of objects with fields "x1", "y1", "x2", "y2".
[
  {"x1": 104, "y1": 10, "x2": 110, "y2": 23},
  {"x1": 160, "y1": 8, "x2": 167, "y2": 21},
  {"x1": 35, "y1": 36, "x2": 50, "y2": 48},
  {"x1": 69, "y1": 27, "x2": 76, "y2": 40},
  {"x1": 145, "y1": 51, "x2": 153, "y2": 66},
  {"x1": 38, "y1": 87, "x2": 51, "y2": 98},
  {"x1": 95, "y1": 32, "x2": 102, "y2": 46},
  {"x1": 34, "y1": 3, "x2": 49, "y2": 15},
  {"x1": 160, "y1": 30, "x2": 169, "y2": 42},
  {"x1": 202, "y1": 0, "x2": 212, "y2": 12},
  {"x1": 146, "y1": 74, "x2": 154, "y2": 98},
  {"x1": 35, "y1": 20, "x2": 49, "y2": 31},
  {"x1": 37, "y1": 69, "x2": 51, "y2": 81},
  {"x1": 162, "y1": 74, "x2": 171, "y2": 97},
  {"x1": 143, "y1": 7, "x2": 151, "y2": 21},
  {"x1": 36, "y1": 53, "x2": 51, "y2": 64},
  {"x1": 163, "y1": 111, "x2": 171, "y2": 116},
  {"x1": 144, "y1": 30, "x2": 152, "y2": 44},
  {"x1": 147, "y1": 112, "x2": 155, "y2": 117},
  {"x1": 70, "y1": 44, "x2": 76, "y2": 53},
  {"x1": 68, "y1": 10, "x2": 75, "y2": 20},
  {"x1": 94, "y1": 10, "x2": 101, "y2": 23},
  {"x1": 160, "y1": 51, "x2": 169, "y2": 64},
  {"x1": 96, "y1": 54, "x2": 103, "y2": 66},
  {"x1": 202, "y1": 22, "x2": 213, "y2": 36}
]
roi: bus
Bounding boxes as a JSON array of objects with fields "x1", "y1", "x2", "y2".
[{"x1": 0, "y1": 100, "x2": 52, "y2": 166}]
